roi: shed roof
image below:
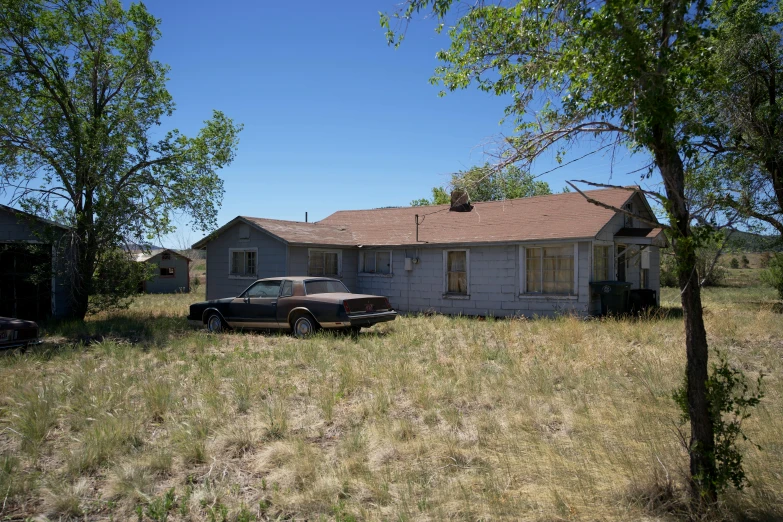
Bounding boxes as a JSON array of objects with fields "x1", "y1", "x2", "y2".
[
  {"x1": 133, "y1": 248, "x2": 191, "y2": 263},
  {"x1": 193, "y1": 187, "x2": 649, "y2": 249}
]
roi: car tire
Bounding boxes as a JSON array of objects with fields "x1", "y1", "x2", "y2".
[
  {"x1": 206, "y1": 312, "x2": 226, "y2": 333},
  {"x1": 291, "y1": 313, "x2": 318, "y2": 338}
]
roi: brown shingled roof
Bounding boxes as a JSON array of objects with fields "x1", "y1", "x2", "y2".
[
  {"x1": 318, "y1": 188, "x2": 638, "y2": 246},
  {"x1": 193, "y1": 188, "x2": 646, "y2": 248},
  {"x1": 241, "y1": 217, "x2": 356, "y2": 246}
]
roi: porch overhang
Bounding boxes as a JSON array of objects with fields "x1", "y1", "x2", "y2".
[{"x1": 614, "y1": 227, "x2": 668, "y2": 247}]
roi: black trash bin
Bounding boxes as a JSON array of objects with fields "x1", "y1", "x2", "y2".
[
  {"x1": 629, "y1": 289, "x2": 658, "y2": 314},
  {"x1": 590, "y1": 281, "x2": 632, "y2": 315}
]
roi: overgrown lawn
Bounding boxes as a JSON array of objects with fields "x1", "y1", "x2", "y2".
[{"x1": 0, "y1": 288, "x2": 781, "y2": 520}]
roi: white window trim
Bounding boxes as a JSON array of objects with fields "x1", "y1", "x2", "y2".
[
  {"x1": 442, "y1": 249, "x2": 470, "y2": 299},
  {"x1": 518, "y1": 243, "x2": 579, "y2": 299},
  {"x1": 228, "y1": 247, "x2": 258, "y2": 279},
  {"x1": 308, "y1": 248, "x2": 343, "y2": 277},
  {"x1": 359, "y1": 250, "x2": 394, "y2": 276}
]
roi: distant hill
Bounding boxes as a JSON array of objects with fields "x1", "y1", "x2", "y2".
[{"x1": 723, "y1": 229, "x2": 783, "y2": 252}]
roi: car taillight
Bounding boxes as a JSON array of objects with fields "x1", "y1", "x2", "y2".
[{"x1": 343, "y1": 302, "x2": 351, "y2": 314}]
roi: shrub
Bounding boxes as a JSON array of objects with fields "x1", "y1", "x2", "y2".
[
  {"x1": 741, "y1": 254, "x2": 750, "y2": 268},
  {"x1": 730, "y1": 257, "x2": 739, "y2": 269},
  {"x1": 661, "y1": 250, "x2": 726, "y2": 287},
  {"x1": 760, "y1": 253, "x2": 783, "y2": 300}
]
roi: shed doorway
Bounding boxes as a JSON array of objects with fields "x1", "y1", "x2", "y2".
[{"x1": 0, "y1": 243, "x2": 53, "y2": 320}]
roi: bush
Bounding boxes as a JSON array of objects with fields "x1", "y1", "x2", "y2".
[
  {"x1": 760, "y1": 253, "x2": 783, "y2": 300},
  {"x1": 730, "y1": 257, "x2": 739, "y2": 269},
  {"x1": 741, "y1": 254, "x2": 750, "y2": 268}
]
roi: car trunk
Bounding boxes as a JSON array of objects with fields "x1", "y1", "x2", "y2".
[{"x1": 344, "y1": 296, "x2": 391, "y2": 315}]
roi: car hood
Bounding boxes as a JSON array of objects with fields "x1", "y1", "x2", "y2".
[{"x1": 0, "y1": 317, "x2": 38, "y2": 329}]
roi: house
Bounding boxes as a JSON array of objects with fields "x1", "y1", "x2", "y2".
[
  {"x1": 134, "y1": 249, "x2": 191, "y2": 294},
  {"x1": 0, "y1": 204, "x2": 73, "y2": 320},
  {"x1": 192, "y1": 187, "x2": 667, "y2": 318}
]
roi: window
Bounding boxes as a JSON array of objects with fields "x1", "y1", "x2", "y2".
[
  {"x1": 361, "y1": 251, "x2": 392, "y2": 275},
  {"x1": 229, "y1": 249, "x2": 257, "y2": 278},
  {"x1": 280, "y1": 280, "x2": 293, "y2": 297},
  {"x1": 161, "y1": 253, "x2": 171, "y2": 261},
  {"x1": 305, "y1": 279, "x2": 350, "y2": 295},
  {"x1": 308, "y1": 249, "x2": 341, "y2": 277},
  {"x1": 444, "y1": 250, "x2": 469, "y2": 295},
  {"x1": 593, "y1": 245, "x2": 610, "y2": 281},
  {"x1": 524, "y1": 244, "x2": 575, "y2": 295},
  {"x1": 159, "y1": 267, "x2": 175, "y2": 278},
  {"x1": 244, "y1": 280, "x2": 281, "y2": 298},
  {"x1": 623, "y1": 203, "x2": 634, "y2": 227}
]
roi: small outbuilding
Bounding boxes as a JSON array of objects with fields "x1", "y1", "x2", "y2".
[
  {"x1": 0, "y1": 204, "x2": 73, "y2": 320},
  {"x1": 134, "y1": 249, "x2": 191, "y2": 294}
]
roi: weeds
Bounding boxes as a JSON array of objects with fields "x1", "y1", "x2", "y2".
[{"x1": 0, "y1": 288, "x2": 780, "y2": 520}]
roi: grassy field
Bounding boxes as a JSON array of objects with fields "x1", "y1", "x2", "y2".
[{"x1": 0, "y1": 288, "x2": 781, "y2": 521}]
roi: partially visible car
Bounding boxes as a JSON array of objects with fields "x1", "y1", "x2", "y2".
[
  {"x1": 187, "y1": 277, "x2": 397, "y2": 337},
  {"x1": 0, "y1": 317, "x2": 41, "y2": 349}
]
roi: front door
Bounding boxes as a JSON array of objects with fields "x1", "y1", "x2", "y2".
[
  {"x1": 228, "y1": 280, "x2": 282, "y2": 328},
  {"x1": 616, "y1": 245, "x2": 626, "y2": 282}
]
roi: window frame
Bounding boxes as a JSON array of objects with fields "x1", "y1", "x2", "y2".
[
  {"x1": 442, "y1": 249, "x2": 470, "y2": 299},
  {"x1": 228, "y1": 247, "x2": 258, "y2": 279},
  {"x1": 519, "y1": 243, "x2": 579, "y2": 298},
  {"x1": 161, "y1": 252, "x2": 171, "y2": 261},
  {"x1": 307, "y1": 248, "x2": 342, "y2": 277},
  {"x1": 591, "y1": 242, "x2": 613, "y2": 282},
  {"x1": 359, "y1": 250, "x2": 393, "y2": 276}
]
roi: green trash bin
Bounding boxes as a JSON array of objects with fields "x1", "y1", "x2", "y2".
[{"x1": 590, "y1": 281, "x2": 632, "y2": 315}]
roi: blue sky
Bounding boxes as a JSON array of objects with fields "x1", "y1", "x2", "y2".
[{"x1": 7, "y1": 0, "x2": 660, "y2": 246}]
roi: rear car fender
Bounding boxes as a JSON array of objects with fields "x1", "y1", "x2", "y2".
[
  {"x1": 201, "y1": 308, "x2": 228, "y2": 324},
  {"x1": 287, "y1": 307, "x2": 319, "y2": 326}
]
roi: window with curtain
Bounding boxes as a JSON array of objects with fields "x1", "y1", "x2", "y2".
[
  {"x1": 308, "y1": 250, "x2": 340, "y2": 277},
  {"x1": 593, "y1": 245, "x2": 610, "y2": 281},
  {"x1": 445, "y1": 250, "x2": 468, "y2": 294},
  {"x1": 525, "y1": 245, "x2": 574, "y2": 295}
]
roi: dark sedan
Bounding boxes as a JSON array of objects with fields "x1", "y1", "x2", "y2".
[
  {"x1": 0, "y1": 317, "x2": 40, "y2": 350},
  {"x1": 187, "y1": 277, "x2": 397, "y2": 337}
]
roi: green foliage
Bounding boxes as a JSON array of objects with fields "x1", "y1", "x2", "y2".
[
  {"x1": 741, "y1": 255, "x2": 750, "y2": 268},
  {"x1": 0, "y1": 0, "x2": 242, "y2": 319},
  {"x1": 145, "y1": 487, "x2": 177, "y2": 522},
  {"x1": 730, "y1": 257, "x2": 740, "y2": 269},
  {"x1": 411, "y1": 164, "x2": 550, "y2": 206},
  {"x1": 760, "y1": 253, "x2": 783, "y2": 299},
  {"x1": 673, "y1": 354, "x2": 764, "y2": 493},
  {"x1": 89, "y1": 249, "x2": 154, "y2": 315}
]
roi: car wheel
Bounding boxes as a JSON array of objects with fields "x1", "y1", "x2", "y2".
[
  {"x1": 292, "y1": 314, "x2": 318, "y2": 338},
  {"x1": 206, "y1": 313, "x2": 225, "y2": 333}
]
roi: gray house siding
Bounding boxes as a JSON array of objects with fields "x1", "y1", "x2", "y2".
[
  {"x1": 0, "y1": 208, "x2": 72, "y2": 318},
  {"x1": 205, "y1": 223, "x2": 287, "y2": 300},
  {"x1": 356, "y1": 242, "x2": 591, "y2": 318},
  {"x1": 144, "y1": 253, "x2": 190, "y2": 294},
  {"x1": 287, "y1": 246, "x2": 358, "y2": 291}
]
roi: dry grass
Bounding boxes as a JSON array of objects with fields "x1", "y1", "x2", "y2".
[{"x1": 0, "y1": 288, "x2": 781, "y2": 520}]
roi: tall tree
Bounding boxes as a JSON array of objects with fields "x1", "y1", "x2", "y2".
[
  {"x1": 691, "y1": 0, "x2": 783, "y2": 235},
  {"x1": 411, "y1": 163, "x2": 551, "y2": 206},
  {"x1": 382, "y1": 0, "x2": 743, "y2": 501},
  {"x1": 0, "y1": 0, "x2": 241, "y2": 319}
]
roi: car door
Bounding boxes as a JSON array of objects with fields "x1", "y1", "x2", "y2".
[{"x1": 228, "y1": 280, "x2": 282, "y2": 328}]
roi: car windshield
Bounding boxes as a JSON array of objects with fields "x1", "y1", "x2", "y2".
[{"x1": 305, "y1": 280, "x2": 349, "y2": 295}]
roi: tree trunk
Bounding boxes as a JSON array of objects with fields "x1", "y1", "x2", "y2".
[{"x1": 654, "y1": 134, "x2": 717, "y2": 502}]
